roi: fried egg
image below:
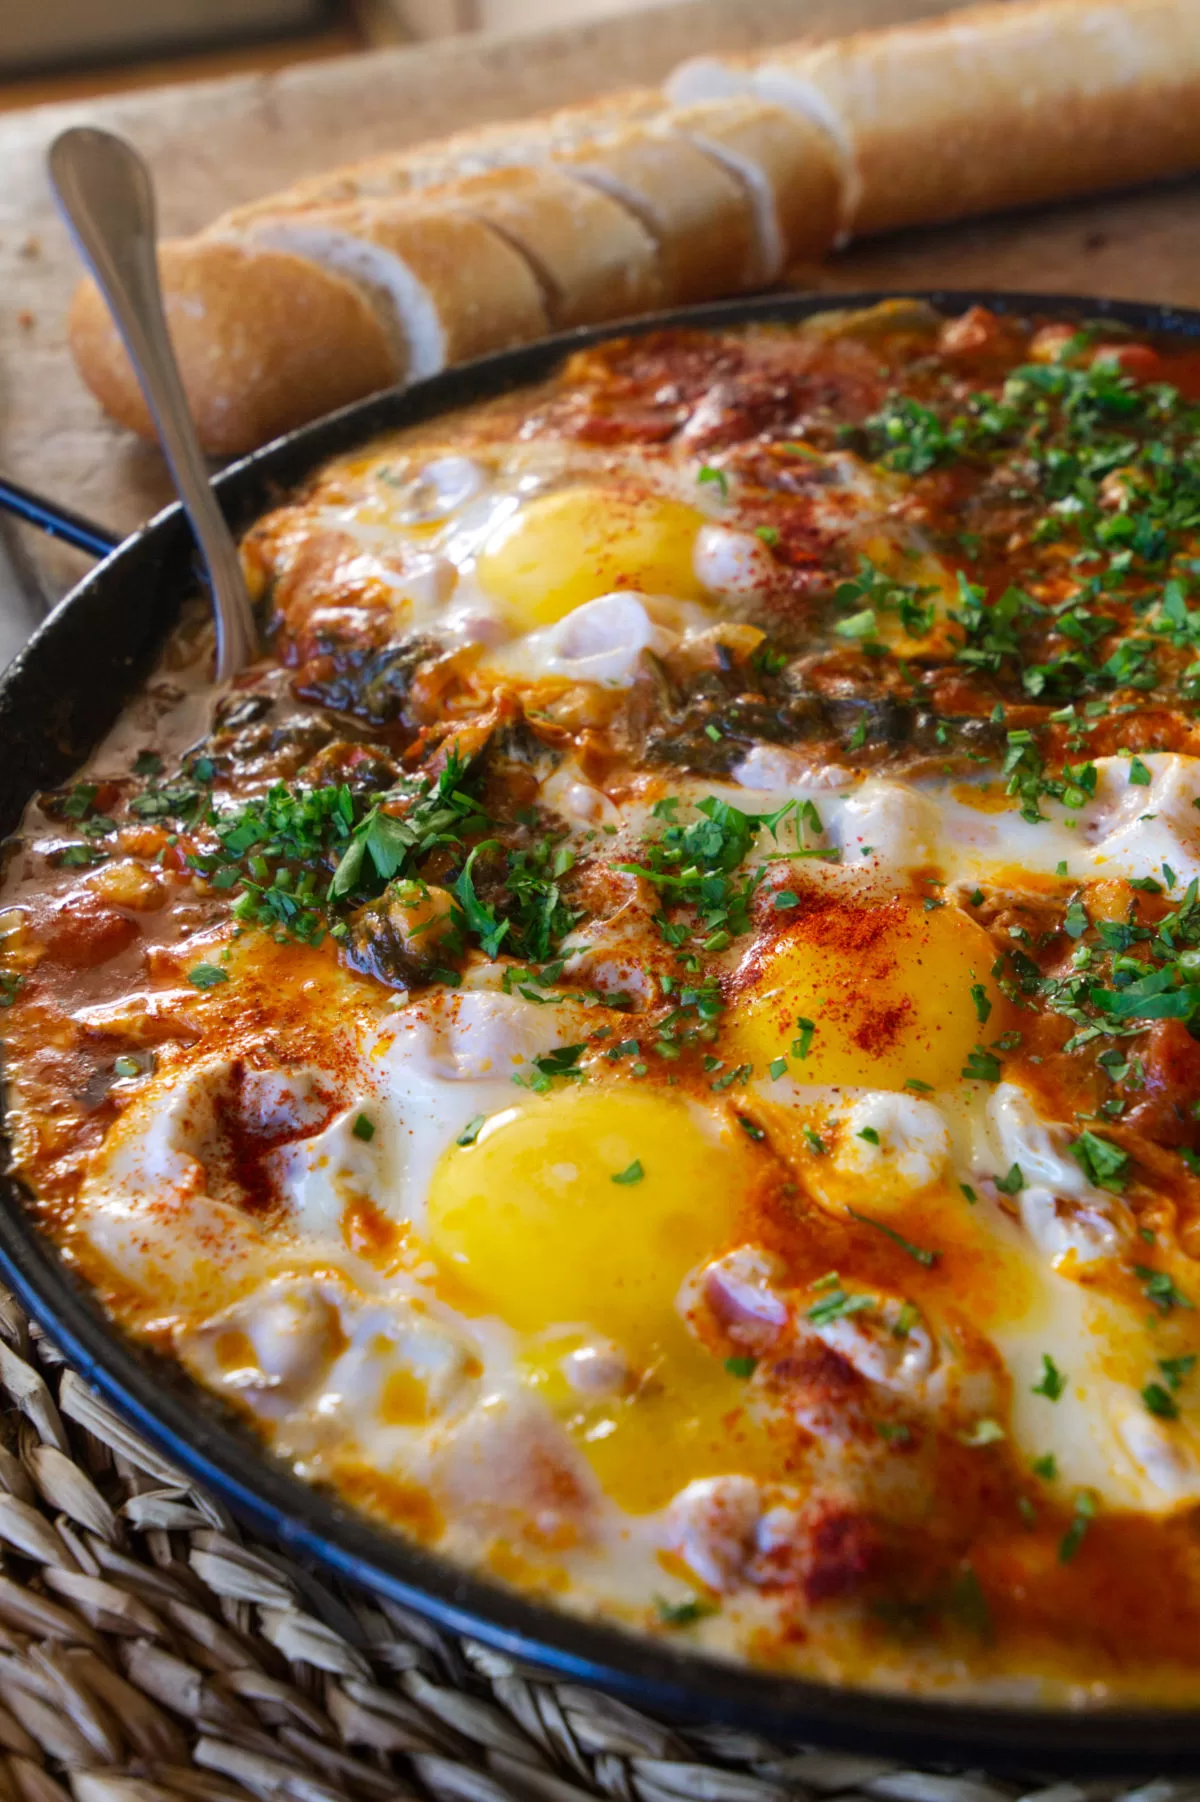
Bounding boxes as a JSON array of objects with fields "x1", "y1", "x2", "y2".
[{"x1": 12, "y1": 308, "x2": 1200, "y2": 1704}]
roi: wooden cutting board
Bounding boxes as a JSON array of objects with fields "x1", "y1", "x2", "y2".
[{"x1": 3, "y1": 0, "x2": 1200, "y2": 607}]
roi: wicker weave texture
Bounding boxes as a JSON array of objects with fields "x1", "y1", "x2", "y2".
[{"x1": 0, "y1": 1284, "x2": 1179, "y2": 1802}]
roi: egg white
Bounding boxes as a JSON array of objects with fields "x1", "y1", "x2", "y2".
[{"x1": 47, "y1": 434, "x2": 1200, "y2": 1695}]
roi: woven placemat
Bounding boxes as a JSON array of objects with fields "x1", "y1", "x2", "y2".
[{"x1": 0, "y1": 1282, "x2": 1174, "y2": 1802}]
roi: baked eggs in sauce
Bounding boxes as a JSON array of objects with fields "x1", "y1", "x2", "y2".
[{"x1": 8, "y1": 303, "x2": 1200, "y2": 1701}]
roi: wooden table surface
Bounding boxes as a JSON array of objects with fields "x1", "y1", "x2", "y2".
[{"x1": 2, "y1": 0, "x2": 1200, "y2": 623}]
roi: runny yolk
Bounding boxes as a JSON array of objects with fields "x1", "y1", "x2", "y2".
[
  {"x1": 475, "y1": 485, "x2": 709, "y2": 629},
  {"x1": 423, "y1": 1084, "x2": 777, "y2": 1510},
  {"x1": 723, "y1": 894, "x2": 1007, "y2": 1091}
]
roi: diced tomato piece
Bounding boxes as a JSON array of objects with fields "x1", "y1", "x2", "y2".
[
  {"x1": 1091, "y1": 340, "x2": 1200, "y2": 399},
  {"x1": 1159, "y1": 351, "x2": 1200, "y2": 400},
  {"x1": 1125, "y1": 1018, "x2": 1200, "y2": 1150},
  {"x1": 1092, "y1": 342, "x2": 1165, "y2": 383}
]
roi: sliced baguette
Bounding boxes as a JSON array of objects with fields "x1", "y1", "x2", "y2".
[
  {"x1": 211, "y1": 88, "x2": 666, "y2": 234},
  {"x1": 555, "y1": 126, "x2": 758, "y2": 303},
  {"x1": 751, "y1": 0, "x2": 1200, "y2": 237},
  {"x1": 660, "y1": 97, "x2": 841, "y2": 277},
  {"x1": 438, "y1": 166, "x2": 665, "y2": 328},
  {"x1": 67, "y1": 238, "x2": 398, "y2": 457},
  {"x1": 245, "y1": 204, "x2": 548, "y2": 380}
]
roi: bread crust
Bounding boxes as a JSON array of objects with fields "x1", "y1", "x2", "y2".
[
  {"x1": 210, "y1": 88, "x2": 666, "y2": 234},
  {"x1": 438, "y1": 166, "x2": 665, "y2": 327},
  {"x1": 757, "y1": 0, "x2": 1200, "y2": 236},
  {"x1": 662, "y1": 97, "x2": 841, "y2": 273},
  {"x1": 556, "y1": 126, "x2": 757, "y2": 303},
  {"x1": 67, "y1": 239, "x2": 398, "y2": 457}
]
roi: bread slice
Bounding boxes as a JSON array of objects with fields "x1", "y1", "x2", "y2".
[
  {"x1": 664, "y1": 52, "x2": 758, "y2": 107},
  {"x1": 67, "y1": 238, "x2": 399, "y2": 457},
  {"x1": 211, "y1": 88, "x2": 666, "y2": 233},
  {"x1": 660, "y1": 97, "x2": 841, "y2": 278},
  {"x1": 750, "y1": 0, "x2": 1200, "y2": 237},
  {"x1": 438, "y1": 166, "x2": 665, "y2": 328},
  {"x1": 245, "y1": 204, "x2": 548, "y2": 379},
  {"x1": 555, "y1": 125, "x2": 758, "y2": 303}
]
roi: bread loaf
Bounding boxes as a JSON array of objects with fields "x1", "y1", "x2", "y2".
[
  {"x1": 671, "y1": 0, "x2": 1200, "y2": 237},
  {"x1": 210, "y1": 89, "x2": 667, "y2": 234},
  {"x1": 66, "y1": 0, "x2": 1200, "y2": 458}
]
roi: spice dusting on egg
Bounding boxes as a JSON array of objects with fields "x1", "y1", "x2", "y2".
[{"x1": 9, "y1": 303, "x2": 1200, "y2": 1701}]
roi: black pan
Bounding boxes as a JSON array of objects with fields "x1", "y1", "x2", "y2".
[{"x1": 3, "y1": 290, "x2": 1199, "y2": 1773}]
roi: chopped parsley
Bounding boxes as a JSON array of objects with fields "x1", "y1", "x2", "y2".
[
  {"x1": 1141, "y1": 1381, "x2": 1179, "y2": 1420},
  {"x1": 847, "y1": 1209, "x2": 939, "y2": 1267},
  {"x1": 452, "y1": 841, "x2": 509, "y2": 958},
  {"x1": 187, "y1": 963, "x2": 228, "y2": 990},
  {"x1": 618, "y1": 794, "x2": 807, "y2": 950},
  {"x1": 1032, "y1": 1354, "x2": 1067, "y2": 1400},
  {"x1": 655, "y1": 1594, "x2": 716, "y2": 1628},
  {"x1": 1069, "y1": 1131, "x2": 1130, "y2": 1193},
  {"x1": 875, "y1": 1421, "x2": 913, "y2": 1446},
  {"x1": 1059, "y1": 1490, "x2": 1097, "y2": 1564},
  {"x1": 807, "y1": 1287, "x2": 875, "y2": 1328},
  {"x1": 176, "y1": 746, "x2": 586, "y2": 978},
  {"x1": 456, "y1": 1115, "x2": 485, "y2": 1147},
  {"x1": 962, "y1": 1045, "x2": 1003, "y2": 1083},
  {"x1": 517, "y1": 1043, "x2": 589, "y2": 1093},
  {"x1": 834, "y1": 554, "x2": 939, "y2": 640},
  {"x1": 1135, "y1": 1265, "x2": 1194, "y2": 1314},
  {"x1": 1159, "y1": 1354, "x2": 1196, "y2": 1391}
]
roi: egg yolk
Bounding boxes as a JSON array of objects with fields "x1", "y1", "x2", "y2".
[
  {"x1": 723, "y1": 896, "x2": 1006, "y2": 1091},
  {"x1": 475, "y1": 485, "x2": 709, "y2": 630},
  {"x1": 424, "y1": 1084, "x2": 777, "y2": 1511},
  {"x1": 425, "y1": 1085, "x2": 749, "y2": 1352},
  {"x1": 858, "y1": 532, "x2": 961, "y2": 657}
]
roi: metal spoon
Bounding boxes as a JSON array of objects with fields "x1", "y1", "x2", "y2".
[{"x1": 48, "y1": 126, "x2": 256, "y2": 681}]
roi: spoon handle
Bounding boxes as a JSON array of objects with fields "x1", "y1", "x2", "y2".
[{"x1": 49, "y1": 126, "x2": 256, "y2": 682}]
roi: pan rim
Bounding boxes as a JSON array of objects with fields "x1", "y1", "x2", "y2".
[{"x1": 4, "y1": 287, "x2": 1200, "y2": 1769}]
